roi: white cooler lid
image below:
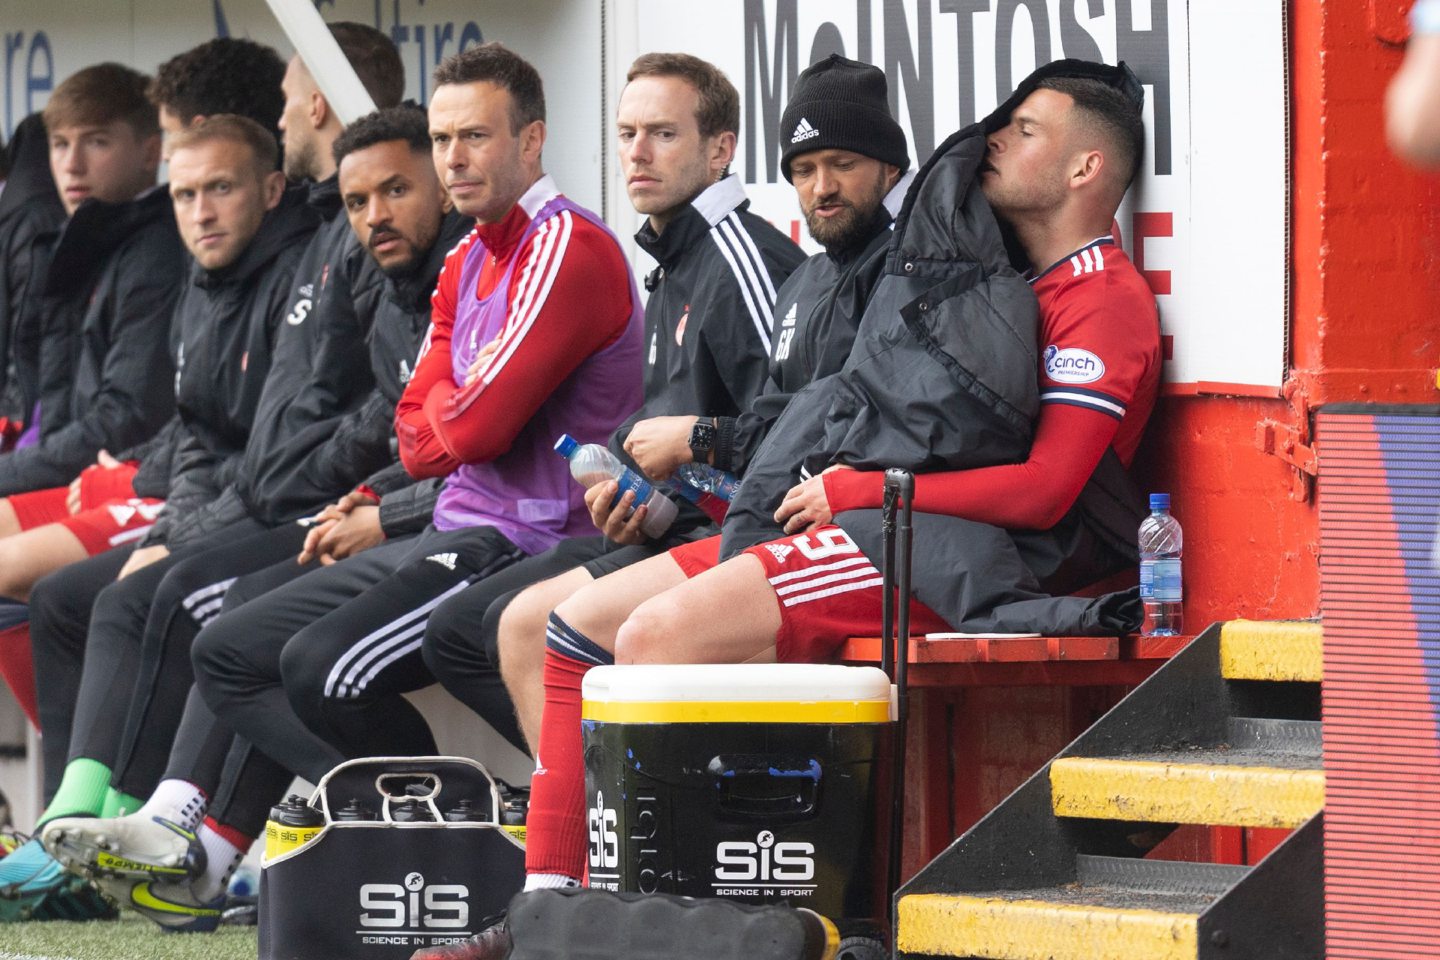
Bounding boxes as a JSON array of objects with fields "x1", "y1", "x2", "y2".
[{"x1": 582, "y1": 663, "x2": 891, "y2": 703}]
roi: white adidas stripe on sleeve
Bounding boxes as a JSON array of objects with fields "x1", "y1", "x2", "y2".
[
  {"x1": 711, "y1": 219, "x2": 775, "y2": 353},
  {"x1": 482, "y1": 211, "x2": 574, "y2": 386}
]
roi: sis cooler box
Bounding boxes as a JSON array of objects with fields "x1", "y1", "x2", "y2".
[
  {"x1": 257, "y1": 756, "x2": 526, "y2": 960},
  {"x1": 581, "y1": 663, "x2": 894, "y2": 936}
]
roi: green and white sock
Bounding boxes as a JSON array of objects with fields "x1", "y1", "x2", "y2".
[
  {"x1": 38, "y1": 758, "x2": 113, "y2": 826},
  {"x1": 101, "y1": 787, "x2": 145, "y2": 819}
]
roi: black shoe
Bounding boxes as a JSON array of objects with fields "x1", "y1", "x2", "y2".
[{"x1": 409, "y1": 912, "x2": 510, "y2": 960}]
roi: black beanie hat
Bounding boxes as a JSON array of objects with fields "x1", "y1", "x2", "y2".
[{"x1": 779, "y1": 54, "x2": 909, "y2": 182}]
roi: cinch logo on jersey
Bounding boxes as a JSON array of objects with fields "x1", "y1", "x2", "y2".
[
  {"x1": 1043, "y1": 345, "x2": 1106, "y2": 384},
  {"x1": 358, "y1": 871, "x2": 472, "y2": 946},
  {"x1": 791, "y1": 117, "x2": 820, "y2": 143},
  {"x1": 713, "y1": 830, "x2": 816, "y2": 897}
]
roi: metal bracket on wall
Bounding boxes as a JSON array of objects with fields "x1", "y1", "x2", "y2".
[
  {"x1": 1256, "y1": 377, "x2": 1317, "y2": 502},
  {"x1": 1369, "y1": 0, "x2": 1412, "y2": 46}
]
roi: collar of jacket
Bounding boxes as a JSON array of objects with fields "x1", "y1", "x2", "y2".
[
  {"x1": 194, "y1": 181, "x2": 317, "y2": 290},
  {"x1": 306, "y1": 173, "x2": 342, "y2": 218},
  {"x1": 45, "y1": 183, "x2": 175, "y2": 298},
  {"x1": 633, "y1": 173, "x2": 748, "y2": 271},
  {"x1": 389, "y1": 208, "x2": 473, "y2": 311}
]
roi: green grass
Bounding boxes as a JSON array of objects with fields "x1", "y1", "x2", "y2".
[{"x1": 0, "y1": 912, "x2": 256, "y2": 960}]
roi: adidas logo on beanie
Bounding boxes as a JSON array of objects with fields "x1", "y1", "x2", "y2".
[{"x1": 778, "y1": 54, "x2": 909, "y2": 182}]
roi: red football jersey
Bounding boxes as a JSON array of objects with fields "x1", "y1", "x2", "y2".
[{"x1": 1030, "y1": 237, "x2": 1160, "y2": 467}]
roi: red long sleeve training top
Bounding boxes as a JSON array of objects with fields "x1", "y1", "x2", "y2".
[
  {"x1": 396, "y1": 178, "x2": 634, "y2": 478},
  {"x1": 824, "y1": 238, "x2": 1160, "y2": 530}
]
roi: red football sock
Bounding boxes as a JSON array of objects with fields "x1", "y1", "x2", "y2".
[
  {"x1": 524, "y1": 645, "x2": 594, "y2": 881},
  {"x1": 0, "y1": 622, "x2": 38, "y2": 729}
]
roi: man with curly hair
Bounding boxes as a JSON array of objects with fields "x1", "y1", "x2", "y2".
[{"x1": 148, "y1": 38, "x2": 287, "y2": 150}]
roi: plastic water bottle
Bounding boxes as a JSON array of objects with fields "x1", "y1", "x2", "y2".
[
  {"x1": 674, "y1": 463, "x2": 741, "y2": 501},
  {"x1": 1138, "y1": 492, "x2": 1183, "y2": 636},
  {"x1": 672, "y1": 462, "x2": 741, "y2": 524},
  {"x1": 554, "y1": 434, "x2": 677, "y2": 538}
]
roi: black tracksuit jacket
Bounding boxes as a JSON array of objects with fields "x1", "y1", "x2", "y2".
[
  {"x1": 711, "y1": 203, "x2": 899, "y2": 475},
  {"x1": 613, "y1": 175, "x2": 803, "y2": 534},
  {"x1": 0, "y1": 113, "x2": 65, "y2": 424},
  {"x1": 157, "y1": 174, "x2": 385, "y2": 546},
  {"x1": 294, "y1": 208, "x2": 472, "y2": 539},
  {"x1": 137, "y1": 186, "x2": 319, "y2": 545},
  {"x1": 0, "y1": 184, "x2": 185, "y2": 495}
]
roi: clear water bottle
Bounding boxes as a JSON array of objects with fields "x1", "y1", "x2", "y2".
[
  {"x1": 554, "y1": 434, "x2": 677, "y2": 538},
  {"x1": 1138, "y1": 492, "x2": 1183, "y2": 636},
  {"x1": 674, "y1": 462, "x2": 741, "y2": 500},
  {"x1": 671, "y1": 463, "x2": 741, "y2": 524}
]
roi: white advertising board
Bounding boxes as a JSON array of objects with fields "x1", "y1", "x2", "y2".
[
  {"x1": 0, "y1": 0, "x2": 607, "y2": 215},
  {"x1": 622, "y1": 0, "x2": 1289, "y2": 393},
  {"x1": 2, "y1": 0, "x2": 1286, "y2": 391}
]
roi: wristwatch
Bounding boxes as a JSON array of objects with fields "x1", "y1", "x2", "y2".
[{"x1": 688, "y1": 417, "x2": 717, "y2": 459}]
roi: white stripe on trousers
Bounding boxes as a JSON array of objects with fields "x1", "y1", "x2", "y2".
[{"x1": 323, "y1": 578, "x2": 475, "y2": 700}]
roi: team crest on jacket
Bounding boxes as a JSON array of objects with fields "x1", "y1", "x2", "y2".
[
  {"x1": 675, "y1": 305, "x2": 690, "y2": 346},
  {"x1": 1043, "y1": 345, "x2": 1105, "y2": 384}
]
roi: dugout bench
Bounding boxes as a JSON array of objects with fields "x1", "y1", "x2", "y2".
[{"x1": 839, "y1": 631, "x2": 1205, "y2": 879}]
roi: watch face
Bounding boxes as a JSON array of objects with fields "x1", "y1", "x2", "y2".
[{"x1": 690, "y1": 421, "x2": 716, "y2": 452}]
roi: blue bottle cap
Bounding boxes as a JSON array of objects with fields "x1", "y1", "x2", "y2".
[
  {"x1": 1149, "y1": 493, "x2": 1170, "y2": 511},
  {"x1": 554, "y1": 434, "x2": 578, "y2": 458}
]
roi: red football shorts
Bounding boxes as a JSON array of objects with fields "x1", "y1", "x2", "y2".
[
  {"x1": 669, "y1": 525, "x2": 949, "y2": 663},
  {"x1": 8, "y1": 487, "x2": 163, "y2": 555}
]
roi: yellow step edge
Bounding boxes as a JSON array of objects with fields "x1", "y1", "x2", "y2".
[
  {"x1": 1219, "y1": 619, "x2": 1322, "y2": 682},
  {"x1": 1050, "y1": 756, "x2": 1324, "y2": 828},
  {"x1": 897, "y1": 893, "x2": 1198, "y2": 960}
]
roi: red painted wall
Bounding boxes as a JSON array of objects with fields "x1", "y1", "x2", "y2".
[{"x1": 1136, "y1": 0, "x2": 1440, "y2": 631}]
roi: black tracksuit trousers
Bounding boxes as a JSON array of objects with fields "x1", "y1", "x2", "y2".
[
  {"x1": 26, "y1": 517, "x2": 298, "y2": 801},
  {"x1": 420, "y1": 535, "x2": 666, "y2": 755},
  {"x1": 192, "y1": 524, "x2": 524, "y2": 787}
]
